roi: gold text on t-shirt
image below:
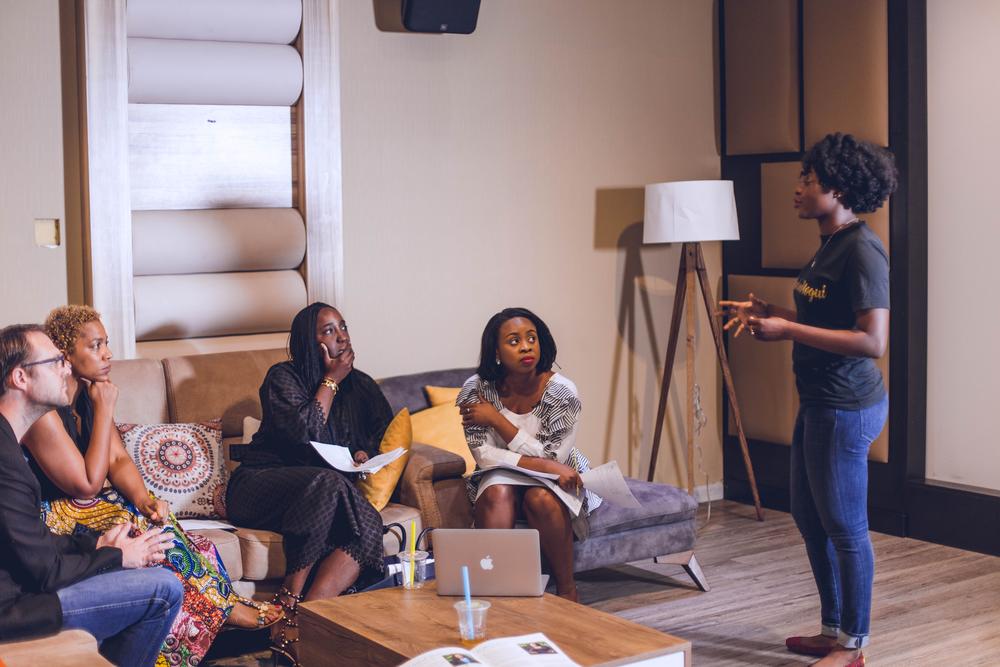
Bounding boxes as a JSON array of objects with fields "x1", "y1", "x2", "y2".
[{"x1": 795, "y1": 280, "x2": 828, "y2": 302}]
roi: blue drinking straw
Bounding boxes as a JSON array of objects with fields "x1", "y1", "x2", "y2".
[{"x1": 461, "y1": 565, "x2": 474, "y2": 631}]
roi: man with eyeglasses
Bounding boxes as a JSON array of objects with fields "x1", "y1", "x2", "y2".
[{"x1": 0, "y1": 324, "x2": 183, "y2": 666}]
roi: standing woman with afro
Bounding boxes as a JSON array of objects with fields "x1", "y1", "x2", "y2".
[{"x1": 720, "y1": 133, "x2": 897, "y2": 667}]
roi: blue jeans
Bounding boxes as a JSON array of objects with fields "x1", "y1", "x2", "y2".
[
  {"x1": 57, "y1": 568, "x2": 183, "y2": 667},
  {"x1": 790, "y1": 394, "x2": 888, "y2": 649}
]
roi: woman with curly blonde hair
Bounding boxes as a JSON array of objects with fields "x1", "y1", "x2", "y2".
[{"x1": 23, "y1": 305, "x2": 282, "y2": 667}]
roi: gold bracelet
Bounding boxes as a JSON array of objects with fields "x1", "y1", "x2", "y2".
[{"x1": 321, "y1": 377, "x2": 339, "y2": 394}]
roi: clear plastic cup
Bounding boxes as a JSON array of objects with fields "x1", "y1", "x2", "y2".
[
  {"x1": 398, "y1": 549, "x2": 429, "y2": 589},
  {"x1": 454, "y1": 599, "x2": 490, "y2": 645}
]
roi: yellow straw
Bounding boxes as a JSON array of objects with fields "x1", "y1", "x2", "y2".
[{"x1": 408, "y1": 519, "x2": 417, "y2": 586}]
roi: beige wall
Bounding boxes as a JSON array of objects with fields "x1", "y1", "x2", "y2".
[
  {"x1": 0, "y1": 0, "x2": 69, "y2": 326},
  {"x1": 338, "y1": 1, "x2": 723, "y2": 486},
  {"x1": 0, "y1": 1, "x2": 723, "y2": 488},
  {"x1": 926, "y1": 1, "x2": 1000, "y2": 491}
]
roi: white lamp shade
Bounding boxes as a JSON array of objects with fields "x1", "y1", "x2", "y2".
[{"x1": 643, "y1": 180, "x2": 740, "y2": 243}]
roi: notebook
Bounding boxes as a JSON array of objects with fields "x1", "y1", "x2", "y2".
[{"x1": 434, "y1": 528, "x2": 549, "y2": 597}]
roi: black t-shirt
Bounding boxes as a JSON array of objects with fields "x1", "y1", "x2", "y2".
[{"x1": 792, "y1": 221, "x2": 889, "y2": 409}]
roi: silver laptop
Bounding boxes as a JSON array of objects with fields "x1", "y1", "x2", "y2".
[{"x1": 434, "y1": 528, "x2": 549, "y2": 596}]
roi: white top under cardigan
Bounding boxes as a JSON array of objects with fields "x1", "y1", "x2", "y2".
[{"x1": 457, "y1": 373, "x2": 602, "y2": 519}]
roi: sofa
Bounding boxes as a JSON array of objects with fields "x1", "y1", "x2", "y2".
[
  {"x1": 110, "y1": 349, "x2": 706, "y2": 594},
  {"x1": 1, "y1": 348, "x2": 705, "y2": 660}
]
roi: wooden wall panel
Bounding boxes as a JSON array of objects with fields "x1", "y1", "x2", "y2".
[
  {"x1": 728, "y1": 275, "x2": 798, "y2": 445},
  {"x1": 724, "y1": 0, "x2": 800, "y2": 155},
  {"x1": 129, "y1": 104, "x2": 293, "y2": 210},
  {"x1": 762, "y1": 161, "x2": 891, "y2": 269},
  {"x1": 803, "y1": 0, "x2": 889, "y2": 147},
  {"x1": 728, "y1": 274, "x2": 889, "y2": 462}
]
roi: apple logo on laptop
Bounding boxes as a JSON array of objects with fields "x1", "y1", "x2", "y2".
[{"x1": 480, "y1": 555, "x2": 494, "y2": 571}]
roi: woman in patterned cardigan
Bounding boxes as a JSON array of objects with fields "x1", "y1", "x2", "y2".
[
  {"x1": 21, "y1": 305, "x2": 282, "y2": 667},
  {"x1": 458, "y1": 307, "x2": 601, "y2": 602}
]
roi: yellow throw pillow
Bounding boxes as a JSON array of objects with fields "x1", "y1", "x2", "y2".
[
  {"x1": 424, "y1": 385, "x2": 461, "y2": 407},
  {"x1": 357, "y1": 409, "x2": 412, "y2": 511},
  {"x1": 410, "y1": 402, "x2": 476, "y2": 476}
]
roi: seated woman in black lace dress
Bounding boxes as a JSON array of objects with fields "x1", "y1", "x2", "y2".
[{"x1": 226, "y1": 302, "x2": 389, "y2": 665}]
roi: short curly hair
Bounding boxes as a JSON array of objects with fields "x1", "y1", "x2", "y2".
[
  {"x1": 45, "y1": 305, "x2": 101, "y2": 354},
  {"x1": 801, "y1": 133, "x2": 898, "y2": 214}
]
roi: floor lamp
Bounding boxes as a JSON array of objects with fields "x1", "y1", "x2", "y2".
[{"x1": 643, "y1": 180, "x2": 763, "y2": 521}]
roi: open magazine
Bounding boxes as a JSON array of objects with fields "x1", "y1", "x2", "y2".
[{"x1": 400, "y1": 633, "x2": 580, "y2": 667}]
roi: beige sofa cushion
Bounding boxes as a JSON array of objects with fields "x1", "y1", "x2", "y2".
[
  {"x1": 162, "y1": 348, "x2": 286, "y2": 438},
  {"x1": 236, "y1": 503, "x2": 421, "y2": 581},
  {"x1": 235, "y1": 527, "x2": 285, "y2": 581},
  {"x1": 191, "y1": 528, "x2": 243, "y2": 582},
  {"x1": 111, "y1": 357, "x2": 169, "y2": 424}
]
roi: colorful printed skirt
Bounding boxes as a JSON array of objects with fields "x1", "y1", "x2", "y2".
[{"x1": 41, "y1": 488, "x2": 236, "y2": 667}]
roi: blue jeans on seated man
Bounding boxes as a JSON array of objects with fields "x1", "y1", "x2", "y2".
[
  {"x1": 57, "y1": 567, "x2": 183, "y2": 667},
  {"x1": 790, "y1": 394, "x2": 888, "y2": 650}
]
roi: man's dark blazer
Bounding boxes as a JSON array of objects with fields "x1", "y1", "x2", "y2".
[{"x1": 0, "y1": 414, "x2": 122, "y2": 640}]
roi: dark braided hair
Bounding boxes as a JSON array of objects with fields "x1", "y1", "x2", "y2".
[
  {"x1": 288, "y1": 301, "x2": 336, "y2": 392},
  {"x1": 801, "y1": 132, "x2": 898, "y2": 214},
  {"x1": 476, "y1": 307, "x2": 557, "y2": 383}
]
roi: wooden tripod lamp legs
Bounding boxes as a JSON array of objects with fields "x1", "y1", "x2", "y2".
[{"x1": 646, "y1": 242, "x2": 764, "y2": 521}]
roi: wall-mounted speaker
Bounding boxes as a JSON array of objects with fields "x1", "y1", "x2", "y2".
[{"x1": 402, "y1": 0, "x2": 481, "y2": 34}]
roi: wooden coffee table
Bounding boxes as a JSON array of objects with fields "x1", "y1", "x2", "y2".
[{"x1": 299, "y1": 582, "x2": 690, "y2": 666}]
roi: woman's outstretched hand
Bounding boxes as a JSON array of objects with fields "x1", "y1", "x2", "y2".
[
  {"x1": 320, "y1": 342, "x2": 355, "y2": 383},
  {"x1": 718, "y1": 292, "x2": 769, "y2": 338}
]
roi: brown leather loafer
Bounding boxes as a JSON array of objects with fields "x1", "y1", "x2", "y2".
[{"x1": 785, "y1": 635, "x2": 837, "y2": 657}]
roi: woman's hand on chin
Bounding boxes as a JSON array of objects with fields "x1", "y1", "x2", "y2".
[
  {"x1": 320, "y1": 342, "x2": 355, "y2": 384},
  {"x1": 87, "y1": 378, "x2": 119, "y2": 413}
]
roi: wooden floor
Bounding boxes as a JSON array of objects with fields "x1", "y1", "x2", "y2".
[
  {"x1": 576, "y1": 501, "x2": 1000, "y2": 666},
  {"x1": 207, "y1": 500, "x2": 1000, "y2": 666}
]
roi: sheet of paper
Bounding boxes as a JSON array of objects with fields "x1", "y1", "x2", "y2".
[
  {"x1": 177, "y1": 519, "x2": 237, "y2": 531},
  {"x1": 474, "y1": 468, "x2": 583, "y2": 516},
  {"x1": 475, "y1": 462, "x2": 560, "y2": 481},
  {"x1": 309, "y1": 441, "x2": 405, "y2": 473},
  {"x1": 581, "y1": 461, "x2": 642, "y2": 509}
]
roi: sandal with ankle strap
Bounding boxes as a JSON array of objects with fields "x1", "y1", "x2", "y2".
[
  {"x1": 226, "y1": 596, "x2": 284, "y2": 631},
  {"x1": 270, "y1": 588, "x2": 304, "y2": 666}
]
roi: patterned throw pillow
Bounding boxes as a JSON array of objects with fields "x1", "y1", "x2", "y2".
[{"x1": 118, "y1": 420, "x2": 229, "y2": 519}]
